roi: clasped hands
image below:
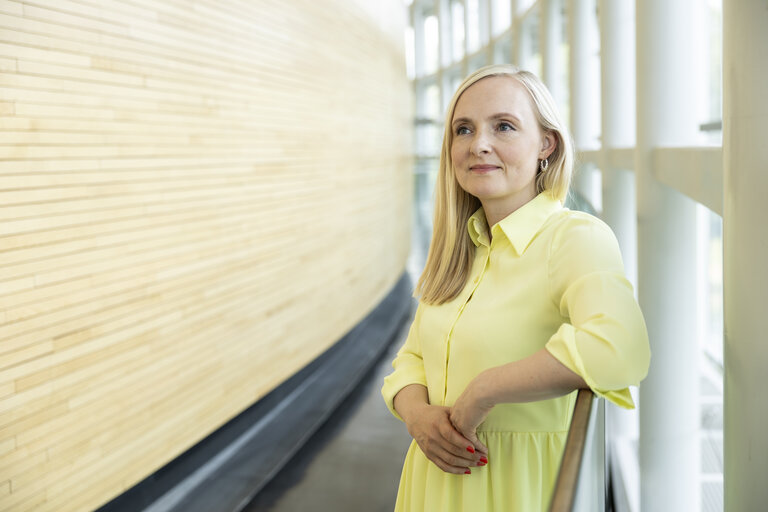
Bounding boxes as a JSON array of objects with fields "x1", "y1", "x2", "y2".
[{"x1": 405, "y1": 377, "x2": 495, "y2": 475}]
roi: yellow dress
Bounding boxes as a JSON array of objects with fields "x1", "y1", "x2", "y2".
[{"x1": 381, "y1": 192, "x2": 650, "y2": 511}]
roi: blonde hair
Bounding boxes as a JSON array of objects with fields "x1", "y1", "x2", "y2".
[{"x1": 415, "y1": 64, "x2": 575, "y2": 304}]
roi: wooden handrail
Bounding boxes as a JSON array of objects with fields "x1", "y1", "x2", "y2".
[{"x1": 548, "y1": 390, "x2": 597, "y2": 512}]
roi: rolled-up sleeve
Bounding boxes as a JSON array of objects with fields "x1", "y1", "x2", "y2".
[
  {"x1": 381, "y1": 305, "x2": 428, "y2": 421},
  {"x1": 544, "y1": 215, "x2": 650, "y2": 409}
]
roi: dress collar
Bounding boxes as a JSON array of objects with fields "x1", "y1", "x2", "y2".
[{"x1": 467, "y1": 192, "x2": 563, "y2": 254}]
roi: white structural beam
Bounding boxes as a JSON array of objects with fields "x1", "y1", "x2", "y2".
[
  {"x1": 579, "y1": 148, "x2": 634, "y2": 171},
  {"x1": 581, "y1": 146, "x2": 725, "y2": 217},
  {"x1": 598, "y1": 1, "x2": 639, "y2": 509},
  {"x1": 540, "y1": 0, "x2": 563, "y2": 106},
  {"x1": 568, "y1": 0, "x2": 601, "y2": 208},
  {"x1": 636, "y1": 0, "x2": 701, "y2": 510},
  {"x1": 598, "y1": 0, "x2": 636, "y2": 285},
  {"x1": 723, "y1": 1, "x2": 768, "y2": 509},
  {"x1": 652, "y1": 147, "x2": 723, "y2": 216}
]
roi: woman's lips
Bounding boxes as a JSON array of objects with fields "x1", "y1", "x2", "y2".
[{"x1": 469, "y1": 165, "x2": 500, "y2": 173}]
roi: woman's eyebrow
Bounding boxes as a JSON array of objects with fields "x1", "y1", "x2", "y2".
[
  {"x1": 452, "y1": 113, "x2": 522, "y2": 126},
  {"x1": 491, "y1": 112, "x2": 521, "y2": 123},
  {"x1": 452, "y1": 116, "x2": 472, "y2": 127}
]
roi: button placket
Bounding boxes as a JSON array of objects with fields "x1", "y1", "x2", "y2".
[{"x1": 441, "y1": 246, "x2": 491, "y2": 405}]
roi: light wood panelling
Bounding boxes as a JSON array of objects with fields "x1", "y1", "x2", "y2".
[{"x1": 0, "y1": 1, "x2": 412, "y2": 510}]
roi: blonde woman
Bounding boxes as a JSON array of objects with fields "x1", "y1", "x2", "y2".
[{"x1": 382, "y1": 64, "x2": 650, "y2": 511}]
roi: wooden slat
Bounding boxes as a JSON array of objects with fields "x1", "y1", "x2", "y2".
[{"x1": 0, "y1": 0, "x2": 411, "y2": 510}]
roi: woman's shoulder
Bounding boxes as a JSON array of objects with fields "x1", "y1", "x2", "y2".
[
  {"x1": 544, "y1": 207, "x2": 615, "y2": 237},
  {"x1": 544, "y1": 208, "x2": 621, "y2": 257}
]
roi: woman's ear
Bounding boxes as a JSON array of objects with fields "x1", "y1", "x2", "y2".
[{"x1": 540, "y1": 132, "x2": 557, "y2": 159}]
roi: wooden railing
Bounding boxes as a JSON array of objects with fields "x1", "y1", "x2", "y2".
[{"x1": 549, "y1": 390, "x2": 606, "y2": 512}]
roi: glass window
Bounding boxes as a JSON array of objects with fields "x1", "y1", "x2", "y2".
[
  {"x1": 492, "y1": 0, "x2": 512, "y2": 36},
  {"x1": 415, "y1": 81, "x2": 442, "y2": 157},
  {"x1": 493, "y1": 36, "x2": 512, "y2": 64},
  {"x1": 423, "y1": 14, "x2": 440, "y2": 75},
  {"x1": 404, "y1": 26, "x2": 415, "y2": 79},
  {"x1": 516, "y1": 0, "x2": 535, "y2": 14},
  {"x1": 468, "y1": 52, "x2": 488, "y2": 73},
  {"x1": 421, "y1": 82, "x2": 441, "y2": 120},
  {"x1": 518, "y1": 14, "x2": 541, "y2": 76},
  {"x1": 702, "y1": 0, "x2": 722, "y2": 145},
  {"x1": 451, "y1": 0, "x2": 465, "y2": 61},
  {"x1": 466, "y1": 0, "x2": 481, "y2": 53}
]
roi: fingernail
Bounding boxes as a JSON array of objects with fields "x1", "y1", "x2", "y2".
[
  {"x1": 479, "y1": 456, "x2": 488, "y2": 464},
  {"x1": 464, "y1": 469, "x2": 471, "y2": 474},
  {"x1": 466, "y1": 446, "x2": 475, "y2": 453}
]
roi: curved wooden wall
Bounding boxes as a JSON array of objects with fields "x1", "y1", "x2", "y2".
[{"x1": 0, "y1": 1, "x2": 412, "y2": 510}]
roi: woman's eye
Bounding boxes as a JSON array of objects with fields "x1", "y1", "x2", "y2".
[
  {"x1": 456, "y1": 126, "x2": 471, "y2": 135},
  {"x1": 498, "y1": 122, "x2": 515, "y2": 132}
]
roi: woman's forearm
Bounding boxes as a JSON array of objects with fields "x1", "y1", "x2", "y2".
[
  {"x1": 393, "y1": 383, "x2": 430, "y2": 424},
  {"x1": 473, "y1": 348, "x2": 588, "y2": 407}
]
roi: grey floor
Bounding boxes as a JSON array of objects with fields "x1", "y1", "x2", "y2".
[
  {"x1": 243, "y1": 184, "x2": 431, "y2": 512},
  {"x1": 241, "y1": 313, "x2": 415, "y2": 512}
]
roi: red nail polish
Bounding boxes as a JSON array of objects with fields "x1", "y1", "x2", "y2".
[
  {"x1": 466, "y1": 446, "x2": 475, "y2": 453},
  {"x1": 479, "y1": 456, "x2": 488, "y2": 464},
  {"x1": 464, "y1": 469, "x2": 471, "y2": 474}
]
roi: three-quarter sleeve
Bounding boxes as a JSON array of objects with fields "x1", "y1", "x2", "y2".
[
  {"x1": 544, "y1": 214, "x2": 650, "y2": 409},
  {"x1": 381, "y1": 305, "x2": 428, "y2": 421}
]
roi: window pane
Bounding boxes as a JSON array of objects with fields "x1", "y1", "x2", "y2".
[
  {"x1": 452, "y1": 0, "x2": 465, "y2": 60},
  {"x1": 405, "y1": 26, "x2": 415, "y2": 79},
  {"x1": 494, "y1": 36, "x2": 512, "y2": 64},
  {"x1": 492, "y1": 0, "x2": 512, "y2": 36},
  {"x1": 467, "y1": 0, "x2": 480, "y2": 53},
  {"x1": 516, "y1": 0, "x2": 535, "y2": 14},
  {"x1": 424, "y1": 14, "x2": 439, "y2": 75}
]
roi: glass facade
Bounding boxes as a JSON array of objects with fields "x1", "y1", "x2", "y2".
[{"x1": 404, "y1": 1, "x2": 724, "y2": 509}]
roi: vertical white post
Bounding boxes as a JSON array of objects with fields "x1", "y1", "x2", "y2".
[
  {"x1": 514, "y1": 14, "x2": 529, "y2": 71},
  {"x1": 540, "y1": 0, "x2": 562, "y2": 106},
  {"x1": 723, "y1": 1, "x2": 768, "y2": 510},
  {"x1": 598, "y1": 0, "x2": 636, "y2": 287},
  {"x1": 462, "y1": 0, "x2": 470, "y2": 76},
  {"x1": 437, "y1": 0, "x2": 454, "y2": 116},
  {"x1": 598, "y1": 0, "x2": 639, "y2": 478},
  {"x1": 636, "y1": 1, "x2": 700, "y2": 511},
  {"x1": 568, "y1": 0, "x2": 601, "y2": 208},
  {"x1": 413, "y1": 5, "x2": 426, "y2": 78},
  {"x1": 438, "y1": 0, "x2": 452, "y2": 69},
  {"x1": 479, "y1": 0, "x2": 492, "y2": 63}
]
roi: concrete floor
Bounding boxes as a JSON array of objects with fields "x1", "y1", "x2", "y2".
[{"x1": 242, "y1": 312, "x2": 415, "y2": 512}]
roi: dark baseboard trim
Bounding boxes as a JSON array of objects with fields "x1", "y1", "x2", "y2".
[{"x1": 96, "y1": 272, "x2": 412, "y2": 512}]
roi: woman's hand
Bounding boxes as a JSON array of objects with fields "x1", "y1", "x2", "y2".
[
  {"x1": 449, "y1": 375, "x2": 494, "y2": 454},
  {"x1": 404, "y1": 403, "x2": 487, "y2": 474}
]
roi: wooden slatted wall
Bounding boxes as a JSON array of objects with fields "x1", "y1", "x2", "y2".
[{"x1": 0, "y1": 1, "x2": 412, "y2": 510}]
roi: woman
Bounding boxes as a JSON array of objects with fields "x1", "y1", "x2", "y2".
[{"x1": 381, "y1": 64, "x2": 650, "y2": 511}]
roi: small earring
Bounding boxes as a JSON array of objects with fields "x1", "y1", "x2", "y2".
[{"x1": 539, "y1": 158, "x2": 549, "y2": 172}]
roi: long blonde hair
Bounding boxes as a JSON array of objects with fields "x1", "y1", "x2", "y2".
[{"x1": 415, "y1": 64, "x2": 574, "y2": 305}]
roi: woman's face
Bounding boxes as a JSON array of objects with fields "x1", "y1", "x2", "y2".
[{"x1": 450, "y1": 76, "x2": 554, "y2": 216}]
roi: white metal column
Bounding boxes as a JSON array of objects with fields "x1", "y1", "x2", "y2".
[
  {"x1": 636, "y1": 0, "x2": 701, "y2": 510},
  {"x1": 597, "y1": 0, "x2": 635, "y2": 287},
  {"x1": 540, "y1": 0, "x2": 563, "y2": 106},
  {"x1": 598, "y1": 2, "x2": 638, "y2": 505},
  {"x1": 568, "y1": 0, "x2": 601, "y2": 208},
  {"x1": 723, "y1": 1, "x2": 768, "y2": 509}
]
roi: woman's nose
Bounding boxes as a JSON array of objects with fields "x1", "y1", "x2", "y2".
[{"x1": 470, "y1": 131, "x2": 492, "y2": 155}]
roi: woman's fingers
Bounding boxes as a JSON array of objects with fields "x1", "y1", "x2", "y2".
[
  {"x1": 461, "y1": 430, "x2": 489, "y2": 457},
  {"x1": 438, "y1": 417, "x2": 488, "y2": 459},
  {"x1": 439, "y1": 425, "x2": 477, "y2": 458},
  {"x1": 407, "y1": 405, "x2": 488, "y2": 473},
  {"x1": 428, "y1": 445, "x2": 477, "y2": 474}
]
